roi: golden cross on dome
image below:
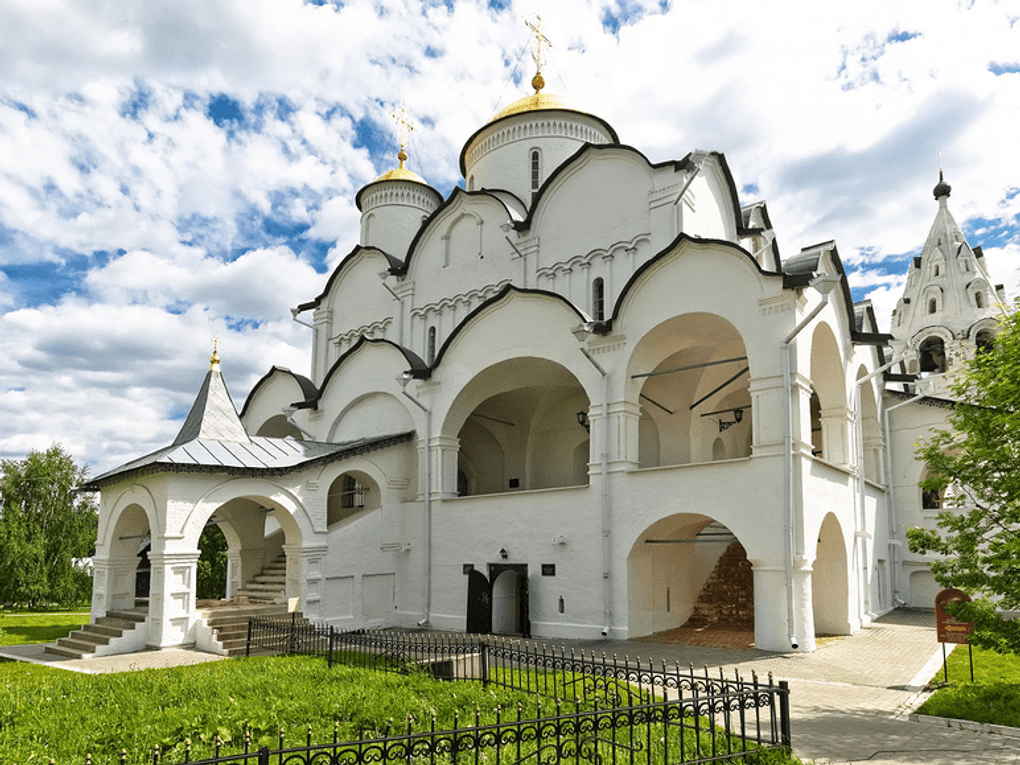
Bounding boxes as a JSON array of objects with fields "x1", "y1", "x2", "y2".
[
  {"x1": 525, "y1": 15, "x2": 553, "y2": 92},
  {"x1": 391, "y1": 106, "x2": 415, "y2": 167},
  {"x1": 210, "y1": 336, "x2": 221, "y2": 368}
]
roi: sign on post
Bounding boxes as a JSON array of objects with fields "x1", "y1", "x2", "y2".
[
  {"x1": 935, "y1": 588, "x2": 973, "y2": 644},
  {"x1": 934, "y1": 587, "x2": 975, "y2": 683}
]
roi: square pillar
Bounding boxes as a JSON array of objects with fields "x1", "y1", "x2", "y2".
[
  {"x1": 146, "y1": 551, "x2": 199, "y2": 648},
  {"x1": 283, "y1": 543, "x2": 329, "y2": 618}
]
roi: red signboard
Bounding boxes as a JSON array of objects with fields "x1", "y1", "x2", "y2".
[{"x1": 935, "y1": 588, "x2": 974, "y2": 644}]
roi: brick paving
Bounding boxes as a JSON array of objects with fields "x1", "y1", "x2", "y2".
[{"x1": 563, "y1": 609, "x2": 1020, "y2": 765}]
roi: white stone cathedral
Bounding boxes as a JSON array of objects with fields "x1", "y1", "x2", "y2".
[{"x1": 74, "y1": 64, "x2": 1007, "y2": 658}]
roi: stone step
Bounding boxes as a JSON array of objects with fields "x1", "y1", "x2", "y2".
[
  {"x1": 106, "y1": 609, "x2": 147, "y2": 623},
  {"x1": 44, "y1": 643, "x2": 89, "y2": 659},
  {"x1": 51, "y1": 637, "x2": 101, "y2": 655},
  {"x1": 65, "y1": 629, "x2": 111, "y2": 647}
]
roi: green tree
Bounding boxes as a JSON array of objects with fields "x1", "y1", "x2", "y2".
[
  {"x1": 907, "y1": 300, "x2": 1020, "y2": 654},
  {"x1": 0, "y1": 445, "x2": 98, "y2": 608},
  {"x1": 196, "y1": 522, "x2": 228, "y2": 600}
]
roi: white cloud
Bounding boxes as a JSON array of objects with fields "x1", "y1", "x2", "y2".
[{"x1": 0, "y1": 0, "x2": 1018, "y2": 474}]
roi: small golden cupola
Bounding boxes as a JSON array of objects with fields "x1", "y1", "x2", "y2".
[
  {"x1": 355, "y1": 107, "x2": 442, "y2": 259},
  {"x1": 459, "y1": 16, "x2": 618, "y2": 205}
]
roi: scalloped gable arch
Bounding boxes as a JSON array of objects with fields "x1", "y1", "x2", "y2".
[
  {"x1": 297, "y1": 244, "x2": 401, "y2": 313},
  {"x1": 318, "y1": 337, "x2": 427, "y2": 401},
  {"x1": 609, "y1": 233, "x2": 778, "y2": 337},
  {"x1": 239, "y1": 366, "x2": 318, "y2": 425},
  {"x1": 428, "y1": 283, "x2": 589, "y2": 373},
  {"x1": 398, "y1": 187, "x2": 523, "y2": 278},
  {"x1": 527, "y1": 145, "x2": 657, "y2": 226}
]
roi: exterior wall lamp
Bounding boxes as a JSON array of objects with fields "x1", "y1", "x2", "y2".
[
  {"x1": 719, "y1": 408, "x2": 743, "y2": 432},
  {"x1": 576, "y1": 411, "x2": 590, "y2": 432}
]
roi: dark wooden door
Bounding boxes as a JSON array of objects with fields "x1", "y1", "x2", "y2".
[{"x1": 465, "y1": 569, "x2": 492, "y2": 634}]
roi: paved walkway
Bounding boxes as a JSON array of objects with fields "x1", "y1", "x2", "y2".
[
  {"x1": 563, "y1": 609, "x2": 1019, "y2": 764},
  {"x1": 2, "y1": 609, "x2": 1018, "y2": 763}
]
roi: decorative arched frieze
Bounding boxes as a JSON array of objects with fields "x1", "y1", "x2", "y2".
[{"x1": 331, "y1": 318, "x2": 393, "y2": 357}]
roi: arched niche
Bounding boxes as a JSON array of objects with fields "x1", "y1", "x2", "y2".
[
  {"x1": 326, "y1": 470, "x2": 382, "y2": 528},
  {"x1": 812, "y1": 513, "x2": 850, "y2": 635},
  {"x1": 329, "y1": 391, "x2": 415, "y2": 443},
  {"x1": 627, "y1": 312, "x2": 751, "y2": 468}
]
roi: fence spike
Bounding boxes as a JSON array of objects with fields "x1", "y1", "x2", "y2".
[
  {"x1": 768, "y1": 671, "x2": 774, "y2": 686},
  {"x1": 122, "y1": 748, "x2": 129, "y2": 765}
]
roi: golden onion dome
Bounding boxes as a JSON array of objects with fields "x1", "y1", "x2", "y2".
[
  {"x1": 373, "y1": 148, "x2": 427, "y2": 185},
  {"x1": 490, "y1": 91, "x2": 572, "y2": 123}
]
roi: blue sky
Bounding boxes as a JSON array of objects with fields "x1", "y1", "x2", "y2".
[{"x1": 0, "y1": 0, "x2": 1018, "y2": 474}]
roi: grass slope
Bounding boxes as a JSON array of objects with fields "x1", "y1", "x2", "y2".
[{"x1": 917, "y1": 644, "x2": 1020, "y2": 728}]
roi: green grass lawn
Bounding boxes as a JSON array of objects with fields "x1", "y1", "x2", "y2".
[
  {"x1": 916, "y1": 644, "x2": 1020, "y2": 728},
  {"x1": 0, "y1": 611, "x2": 801, "y2": 765},
  {"x1": 0, "y1": 610, "x2": 89, "y2": 647},
  {"x1": 0, "y1": 654, "x2": 801, "y2": 765}
]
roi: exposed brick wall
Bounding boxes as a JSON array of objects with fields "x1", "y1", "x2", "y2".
[{"x1": 684, "y1": 542, "x2": 754, "y2": 630}]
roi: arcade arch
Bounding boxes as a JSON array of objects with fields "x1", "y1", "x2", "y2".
[
  {"x1": 447, "y1": 358, "x2": 591, "y2": 495},
  {"x1": 627, "y1": 514, "x2": 751, "y2": 638},
  {"x1": 809, "y1": 323, "x2": 848, "y2": 464},
  {"x1": 629, "y1": 313, "x2": 752, "y2": 468}
]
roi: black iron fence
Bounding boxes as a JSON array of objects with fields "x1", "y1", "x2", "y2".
[
  {"x1": 233, "y1": 616, "x2": 791, "y2": 765},
  {"x1": 69, "y1": 620, "x2": 790, "y2": 764},
  {"x1": 129, "y1": 691, "x2": 786, "y2": 765}
]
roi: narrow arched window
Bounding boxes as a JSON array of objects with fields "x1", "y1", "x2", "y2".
[
  {"x1": 975, "y1": 292, "x2": 984, "y2": 308},
  {"x1": 928, "y1": 298, "x2": 937, "y2": 314},
  {"x1": 427, "y1": 327, "x2": 437, "y2": 364},
  {"x1": 592, "y1": 277, "x2": 605, "y2": 322},
  {"x1": 530, "y1": 149, "x2": 541, "y2": 203},
  {"x1": 933, "y1": 264, "x2": 940, "y2": 277}
]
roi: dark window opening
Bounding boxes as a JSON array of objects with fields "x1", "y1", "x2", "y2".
[
  {"x1": 922, "y1": 488, "x2": 942, "y2": 510},
  {"x1": 340, "y1": 474, "x2": 366, "y2": 509},
  {"x1": 592, "y1": 277, "x2": 605, "y2": 321},
  {"x1": 976, "y1": 330, "x2": 995, "y2": 353},
  {"x1": 428, "y1": 327, "x2": 437, "y2": 365},
  {"x1": 919, "y1": 337, "x2": 947, "y2": 373}
]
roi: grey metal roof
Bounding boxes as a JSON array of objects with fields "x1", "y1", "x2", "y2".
[
  {"x1": 82, "y1": 432, "x2": 415, "y2": 490},
  {"x1": 80, "y1": 357, "x2": 415, "y2": 491},
  {"x1": 173, "y1": 362, "x2": 250, "y2": 444}
]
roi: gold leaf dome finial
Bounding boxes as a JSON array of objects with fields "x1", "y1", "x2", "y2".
[
  {"x1": 372, "y1": 106, "x2": 427, "y2": 185},
  {"x1": 210, "y1": 337, "x2": 221, "y2": 369}
]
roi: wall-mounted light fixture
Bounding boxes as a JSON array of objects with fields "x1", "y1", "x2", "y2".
[
  {"x1": 718, "y1": 408, "x2": 743, "y2": 432},
  {"x1": 499, "y1": 548, "x2": 509, "y2": 560},
  {"x1": 576, "y1": 411, "x2": 590, "y2": 433}
]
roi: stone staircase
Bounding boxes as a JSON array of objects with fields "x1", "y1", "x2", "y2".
[
  {"x1": 198, "y1": 604, "x2": 313, "y2": 657},
  {"x1": 684, "y1": 542, "x2": 754, "y2": 630},
  {"x1": 233, "y1": 554, "x2": 287, "y2": 604},
  {"x1": 44, "y1": 608, "x2": 147, "y2": 659}
]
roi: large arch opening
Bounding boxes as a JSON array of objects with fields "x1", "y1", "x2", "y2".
[
  {"x1": 855, "y1": 366, "x2": 883, "y2": 483},
  {"x1": 203, "y1": 495, "x2": 304, "y2": 605},
  {"x1": 449, "y1": 358, "x2": 591, "y2": 495},
  {"x1": 628, "y1": 313, "x2": 752, "y2": 469},
  {"x1": 812, "y1": 513, "x2": 850, "y2": 635},
  {"x1": 627, "y1": 514, "x2": 752, "y2": 639},
  {"x1": 107, "y1": 503, "x2": 152, "y2": 611},
  {"x1": 809, "y1": 323, "x2": 848, "y2": 464}
]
